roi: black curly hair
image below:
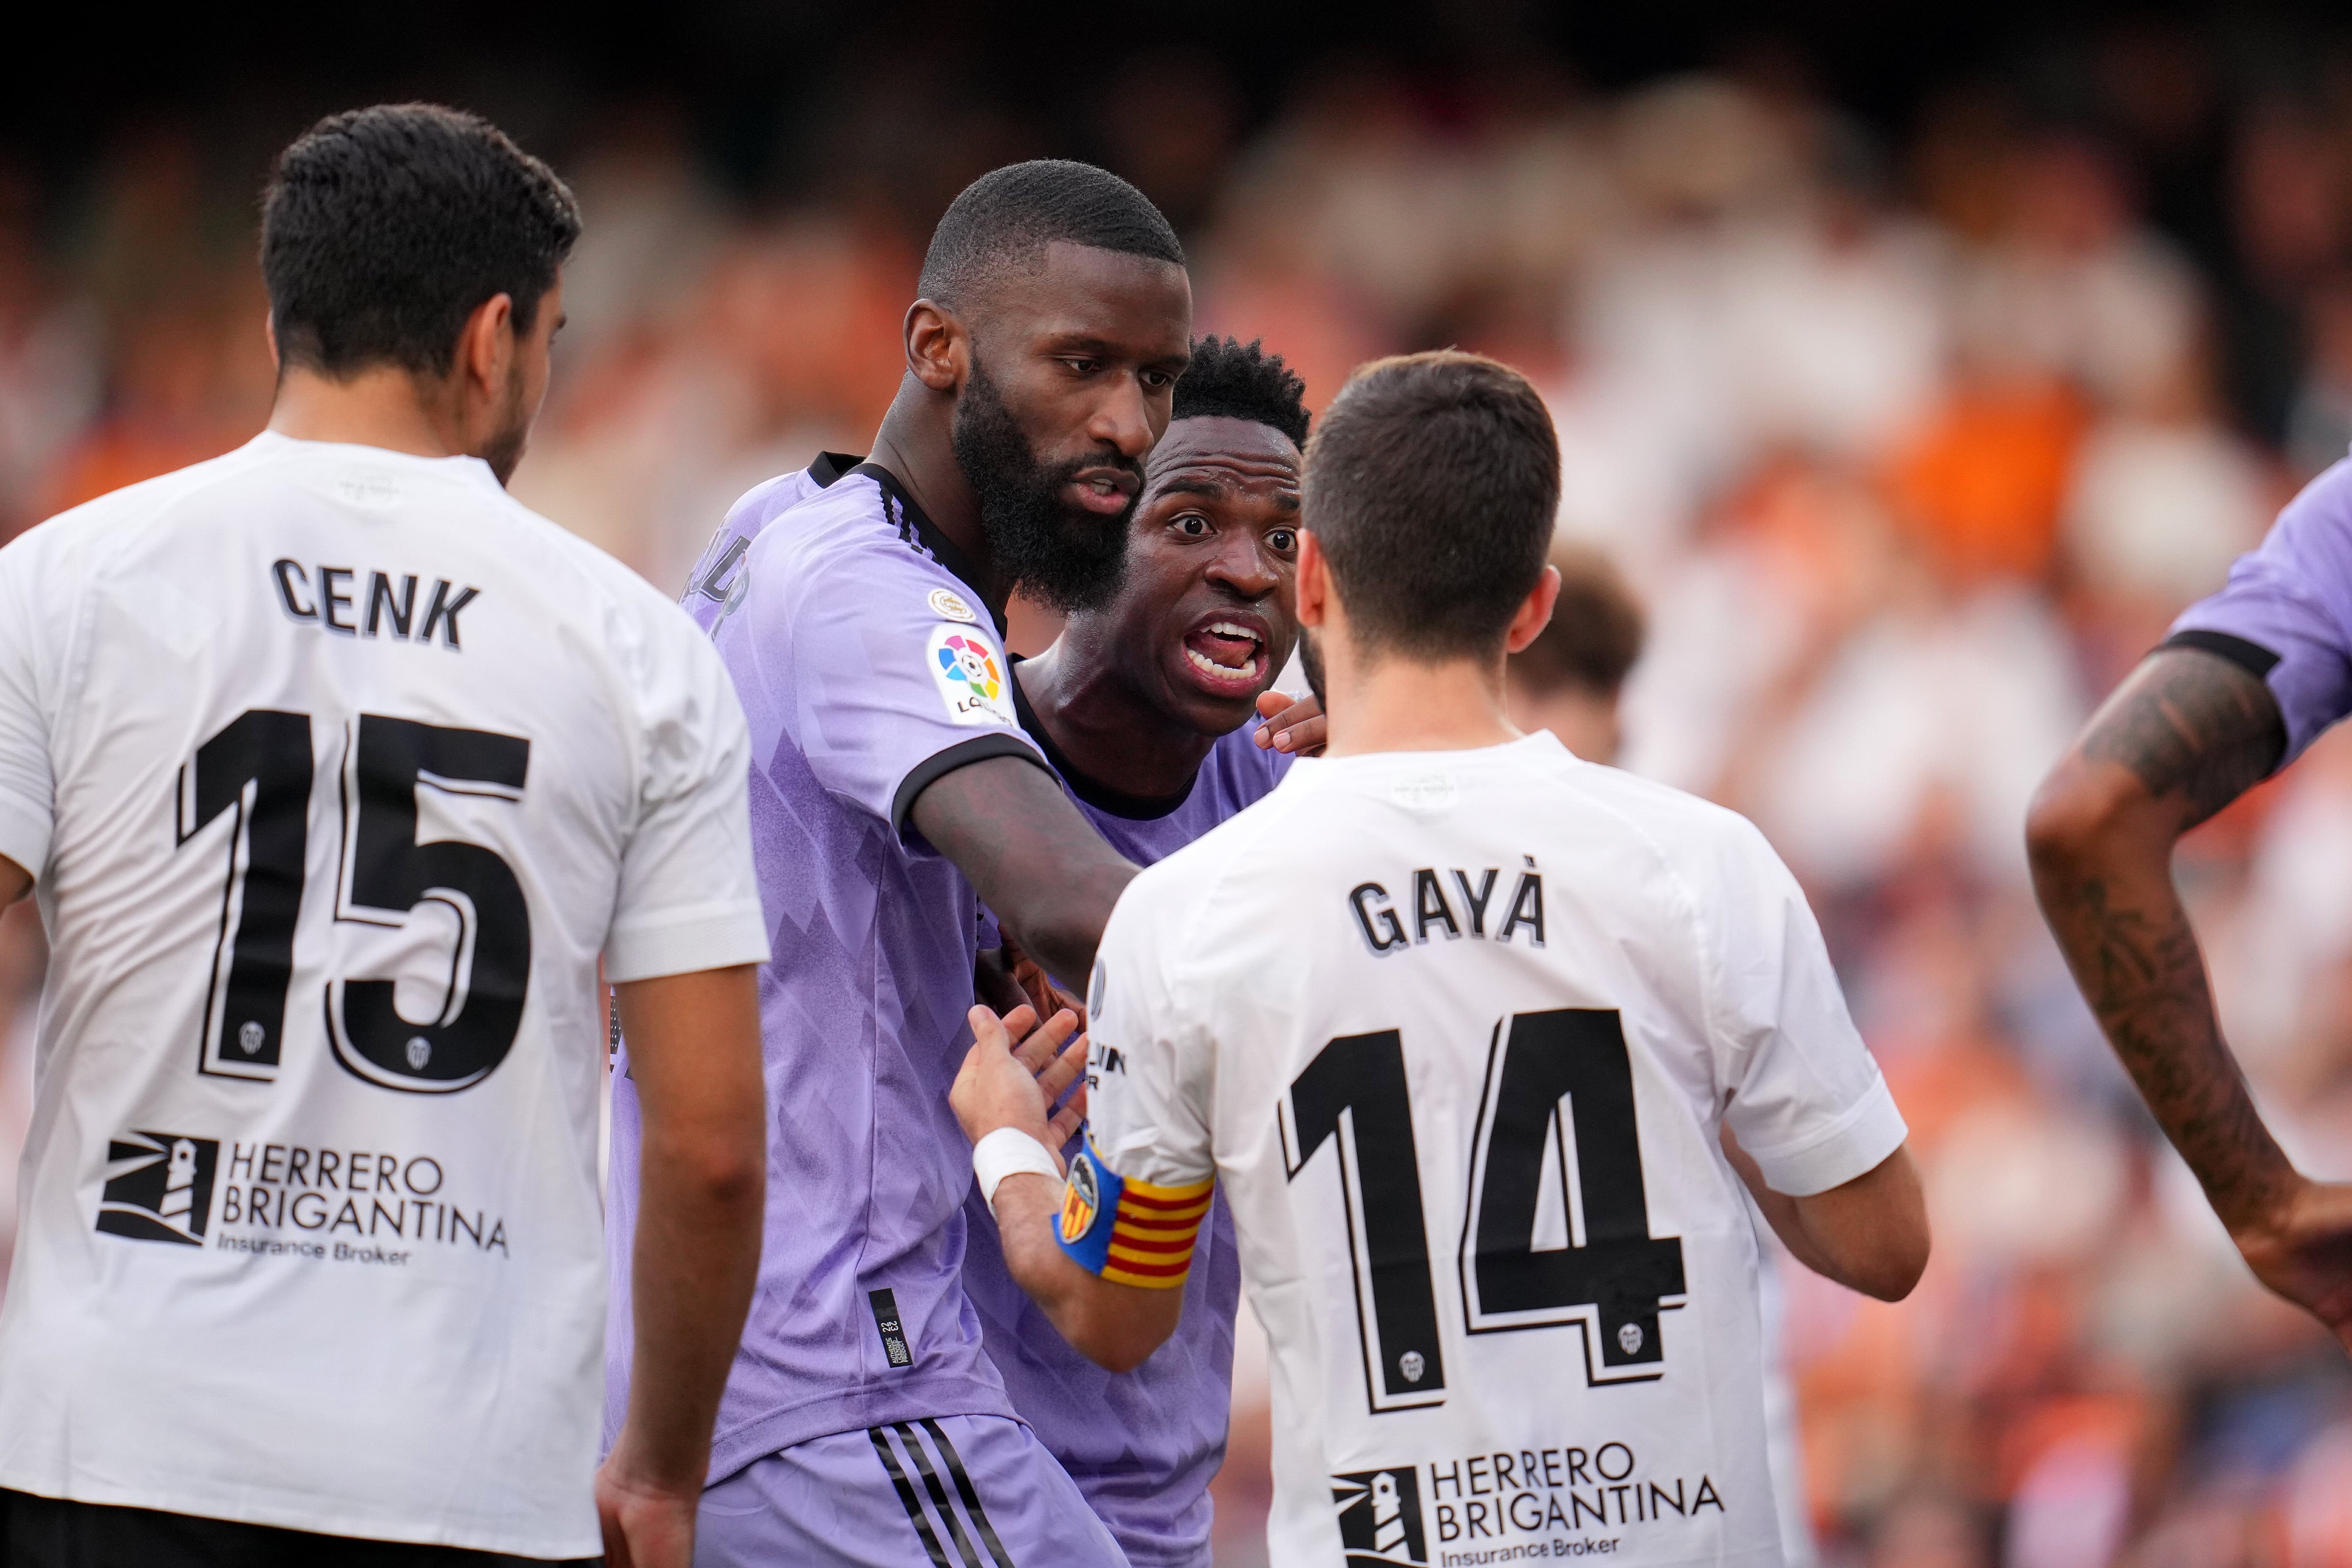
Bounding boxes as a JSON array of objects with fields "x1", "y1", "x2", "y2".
[{"x1": 1171, "y1": 335, "x2": 1311, "y2": 448}]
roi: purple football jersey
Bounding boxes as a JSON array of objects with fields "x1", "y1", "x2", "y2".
[
  {"x1": 962, "y1": 665, "x2": 1291, "y2": 1568},
  {"x1": 2171, "y1": 457, "x2": 2352, "y2": 767},
  {"x1": 606, "y1": 455, "x2": 1051, "y2": 1481}
]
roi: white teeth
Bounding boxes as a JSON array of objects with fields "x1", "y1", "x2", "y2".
[
  {"x1": 1204, "y1": 621, "x2": 1262, "y2": 644},
  {"x1": 1185, "y1": 645, "x2": 1261, "y2": 679}
]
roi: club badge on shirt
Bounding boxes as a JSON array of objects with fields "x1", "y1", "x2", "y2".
[
  {"x1": 927, "y1": 587, "x2": 979, "y2": 624},
  {"x1": 928, "y1": 623, "x2": 1016, "y2": 727}
]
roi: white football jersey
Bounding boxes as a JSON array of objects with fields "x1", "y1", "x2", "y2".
[
  {"x1": 0, "y1": 433, "x2": 770, "y2": 1555},
  {"x1": 1079, "y1": 732, "x2": 1904, "y2": 1568}
]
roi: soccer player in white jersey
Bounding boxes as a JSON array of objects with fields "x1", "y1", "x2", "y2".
[
  {"x1": 954, "y1": 351, "x2": 1930, "y2": 1567},
  {"x1": 0, "y1": 106, "x2": 769, "y2": 1567}
]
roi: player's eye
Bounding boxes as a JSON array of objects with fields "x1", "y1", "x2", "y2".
[
  {"x1": 1061, "y1": 357, "x2": 1100, "y2": 376},
  {"x1": 1173, "y1": 513, "x2": 1211, "y2": 538},
  {"x1": 1267, "y1": 528, "x2": 1297, "y2": 553},
  {"x1": 1141, "y1": 368, "x2": 1176, "y2": 390}
]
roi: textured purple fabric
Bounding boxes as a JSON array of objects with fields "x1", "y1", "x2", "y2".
[
  {"x1": 692, "y1": 1414, "x2": 1128, "y2": 1568},
  {"x1": 607, "y1": 463, "x2": 1049, "y2": 1483},
  {"x1": 2171, "y1": 457, "x2": 2352, "y2": 767},
  {"x1": 964, "y1": 709, "x2": 1289, "y2": 1568}
]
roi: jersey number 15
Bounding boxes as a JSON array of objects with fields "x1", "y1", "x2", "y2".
[
  {"x1": 175, "y1": 707, "x2": 533, "y2": 1094},
  {"x1": 1283, "y1": 1008, "x2": 1687, "y2": 1413}
]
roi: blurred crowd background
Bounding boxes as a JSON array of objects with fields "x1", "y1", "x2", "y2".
[{"x1": 9, "y1": 5, "x2": 2352, "y2": 1565}]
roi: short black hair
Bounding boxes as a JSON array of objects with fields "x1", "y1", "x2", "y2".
[
  {"x1": 1306, "y1": 351, "x2": 1560, "y2": 661},
  {"x1": 1508, "y1": 543, "x2": 1645, "y2": 696},
  {"x1": 919, "y1": 160, "x2": 1183, "y2": 308},
  {"x1": 1172, "y1": 336, "x2": 1310, "y2": 447},
  {"x1": 262, "y1": 104, "x2": 581, "y2": 378}
]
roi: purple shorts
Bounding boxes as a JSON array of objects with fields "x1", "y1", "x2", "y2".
[{"x1": 695, "y1": 1415, "x2": 1130, "y2": 1568}]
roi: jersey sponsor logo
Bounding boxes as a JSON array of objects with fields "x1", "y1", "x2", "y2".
[
  {"x1": 927, "y1": 587, "x2": 979, "y2": 624},
  {"x1": 214, "y1": 1139, "x2": 508, "y2": 1262},
  {"x1": 928, "y1": 624, "x2": 1015, "y2": 727},
  {"x1": 1333, "y1": 1468, "x2": 1428, "y2": 1565},
  {"x1": 1420, "y1": 1442, "x2": 1725, "y2": 1553},
  {"x1": 96, "y1": 1131, "x2": 220, "y2": 1246}
]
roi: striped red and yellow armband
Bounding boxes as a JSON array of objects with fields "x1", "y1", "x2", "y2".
[{"x1": 1053, "y1": 1141, "x2": 1213, "y2": 1289}]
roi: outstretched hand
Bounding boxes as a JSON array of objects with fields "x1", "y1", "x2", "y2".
[
  {"x1": 1253, "y1": 689, "x2": 1327, "y2": 756},
  {"x1": 2235, "y1": 1178, "x2": 2352, "y2": 1355},
  {"x1": 952, "y1": 1003, "x2": 1089, "y2": 1159}
]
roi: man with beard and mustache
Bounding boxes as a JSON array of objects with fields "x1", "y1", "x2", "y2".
[{"x1": 605, "y1": 162, "x2": 1192, "y2": 1566}]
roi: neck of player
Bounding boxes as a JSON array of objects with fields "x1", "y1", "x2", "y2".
[
  {"x1": 1319, "y1": 636, "x2": 1524, "y2": 758},
  {"x1": 1015, "y1": 639, "x2": 1218, "y2": 802},
  {"x1": 866, "y1": 376, "x2": 1006, "y2": 606},
  {"x1": 268, "y1": 363, "x2": 475, "y2": 462}
]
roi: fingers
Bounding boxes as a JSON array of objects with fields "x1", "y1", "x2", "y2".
[
  {"x1": 1035, "y1": 1028, "x2": 1090, "y2": 1107},
  {"x1": 1010, "y1": 1007, "x2": 1079, "y2": 1077},
  {"x1": 1252, "y1": 694, "x2": 1327, "y2": 754},
  {"x1": 1045, "y1": 1086, "x2": 1087, "y2": 1156}
]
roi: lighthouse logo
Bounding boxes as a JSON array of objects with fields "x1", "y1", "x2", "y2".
[
  {"x1": 1332, "y1": 1468, "x2": 1427, "y2": 1566},
  {"x1": 96, "y1": 1131, "x2": 219, "y2": 1246}
]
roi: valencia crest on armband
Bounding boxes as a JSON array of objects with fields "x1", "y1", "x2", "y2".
[{"x1": 1053, "y1": 1141, "x2": 1212, "y2": 1289}]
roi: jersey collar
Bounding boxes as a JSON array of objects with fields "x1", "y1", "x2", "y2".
[
  {"x1": 848, "y1": 460, "x2": 1008, "y2": 636},
  {"x1": 1008, "y1": 656, "x2": 1199, "y2": 821}
]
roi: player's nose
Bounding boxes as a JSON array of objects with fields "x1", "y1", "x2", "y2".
[
  {"x1": 1205, "y1": 532, "x2": 1280, "y2": 598},
  {"x1": 1086, "y1": 374, "x2": 1157, "y2": 460}
]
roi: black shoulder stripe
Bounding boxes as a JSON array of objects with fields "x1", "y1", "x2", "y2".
[
  {"x1": 891, "y1": 735, "x2": 1053, "y2": 837},
  {"x1": 2162, "y1": 629, "x2": 2282, "y2": 681}
]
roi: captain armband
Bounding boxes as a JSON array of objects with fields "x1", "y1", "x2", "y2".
[{"x1": 1053, "y1": 1140, "x2": 1212, "y2": 1290}]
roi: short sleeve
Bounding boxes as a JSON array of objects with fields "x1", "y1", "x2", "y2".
[
  {"x1": 604, "y1": 616, "x2": 773, "y2": 984},
  {"x1": 730, "y1": 511, "x2": 1045, "y2": 835},
  {"x1": 2169, "y1": 460, "x2": 2352, "y2": 767},
  {"x1": 0, "y1": 534, "x2": 58, "y2": 880},
  {"x1": 1703, "y1": 816, "x2": 1907, "y2": 1197},
  {"x1": 1052, "y1": 876, "x2": 1216, "y2": 1288}
]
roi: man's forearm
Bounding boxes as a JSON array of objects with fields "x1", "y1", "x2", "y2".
[
  {"x1": 2030, "y1": 806, "x2": 2295, "y2": 1230},
  {"x1": 912, "y1": 755, "x2": 1136, "y2": 984},
  {"x1": 2027, "y1": 648, "x2": 2292, "y2": 1234},
  {"x1": 619, "y1": 1123, "x2": 766, "y2": 1481},
  {"x1": 990, "y1": 1173, "x2": 1181, "y2": 1374},
  {"x1": 610, "y1": 969, "x2": 767, "y2": 1492}
]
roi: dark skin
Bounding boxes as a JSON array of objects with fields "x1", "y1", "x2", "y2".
[
  {"x1": 1017, "y1": 414, "x2": 1303, "y2": 798},
  {"x1": 887, "y1": 240, "x2": 1191, "y2": 986},
  {"x1": 2028, "y1": 646, "x2": 2352, "y2": 1352}
]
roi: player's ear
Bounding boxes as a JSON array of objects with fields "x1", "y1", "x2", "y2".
[
  {"x1": 455, "y1": 291, "x2": 516, "y2": 395},
  {"x1": 1503, "y1": 564, "x2": 1561, "y2": 655},
  {"x1": 1295, "y1": 529, "x2": 1331, "y2": 629},
  {"x1": 905, "y1": 299, "x2": 964, "y2": 393}
]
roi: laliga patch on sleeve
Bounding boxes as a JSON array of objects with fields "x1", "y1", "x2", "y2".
[
  {"x1": 1055, "y1": 1144, "x2": 1122, "y2": 1276},
  {"x1": 927, "y1": 623, "x2": 1017, "y2": 727}
]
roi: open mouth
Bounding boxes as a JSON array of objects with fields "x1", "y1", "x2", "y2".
[
  {"x1": 1066, "y1": 470, "x2": 1139, "y2": 516},
  {"x1": 1180, "y1": 618, "x2": 1267, "y2": 692}
]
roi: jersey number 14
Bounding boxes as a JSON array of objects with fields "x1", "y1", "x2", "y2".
[
  {"x1": 175, "y1": 708, "x2": 533, "y2": 1094},
  {"x1": 1284, "y1": 1008, "x2": 1687, "y2": 1413}
]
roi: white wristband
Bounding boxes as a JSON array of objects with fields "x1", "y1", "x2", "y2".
[{"x1": 973, "y1": 1127, "x2": 1062, "y2": 1210}]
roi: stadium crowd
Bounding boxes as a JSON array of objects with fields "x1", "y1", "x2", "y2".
[{"x1": 7, "y1": 20, "x2": 2352, "y2": 1567}]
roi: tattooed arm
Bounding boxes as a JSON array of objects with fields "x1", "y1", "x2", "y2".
[{"x1": 2028, "y1": 646, "x2": 2352, "y2": 1349}]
